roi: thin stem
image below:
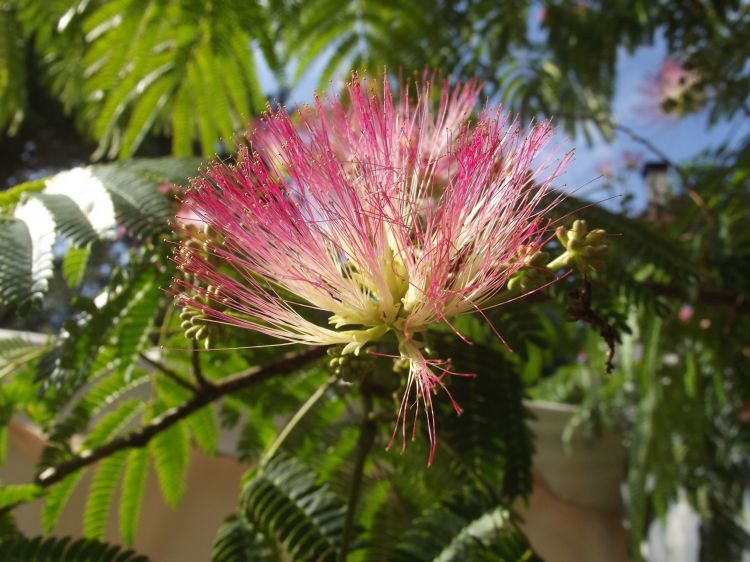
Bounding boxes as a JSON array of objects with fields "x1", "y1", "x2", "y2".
[
  {"x1": 190, "y1": 341, "x2": 210, "y2": 388},
  {"x1": 545, "y1": 253, "x2": 570, "y2": 272},
  {"x1": 338, "y1": 387, "x2": 376, "y2": 562},
  {"x1": 261, "y1": 377, "x2": 335, "y2": 465},
  {"x1": 0, "y1": 347, "x2": 47, "y2": 380},
  {"x1": 32, "y1": 347, "x2": 328, "y2": 489},
  {"x1": 558, "y1": 111, "x2": 715, "y2": 222},
  {"x1": 138, "y1": 352, "x2": 198, "y2": 392}
]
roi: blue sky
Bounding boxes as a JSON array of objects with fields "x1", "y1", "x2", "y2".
[
  {"x1": 255, "y1": 34, "x2": 750, "y2": 213},
  {"x1": 566, "y1": 37, "x2": 750, "y2": 210}
]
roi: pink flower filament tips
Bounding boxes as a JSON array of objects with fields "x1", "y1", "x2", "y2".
[{"x1": 172, "y1": 74, "x2": 570, "y2": 464}]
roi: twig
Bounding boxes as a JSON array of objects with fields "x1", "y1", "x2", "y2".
[
  {"x1": 338, "y1": 386, "x2": 376, "y2": 562},
  {"x1": 558, "y1": 111, "x2": 715, "y2": 223},
  {"x1": 607, "y1": 121, "x2": 714, "y2": 223},
  {"x1": 261, "y1": 377, "x2": 335, "y2": 465},
  {"x1": 34, "y1": 347, "x2": 328, "y2": 489},
  {"x1": 138, "y1": 352, "x2": 197, "y2": 392},
  {"x1": 567, "y1": 280, "x2": 617, "y2": 373},
  {"x1": 190, "y1": 342, "x2": 211, "y2": 388}
]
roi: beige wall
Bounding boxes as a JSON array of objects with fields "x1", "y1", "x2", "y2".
[
  {"x1": 3, "y1": 419, "x2": 248, "y2": 562},
  {"x1": 3, "y1": 408, "x2": 631, "y2": 562}
]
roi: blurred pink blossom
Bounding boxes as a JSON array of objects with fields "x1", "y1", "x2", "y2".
[
  {"x1": 639, "y1": 58, "x2": 701, "y2": 117},
  {"x1": 622, "y1": 151, "x2": 643, "y2": 170},
  {"x1": 596, "y1": 161, "x2": 616, "y2": 178},
  {"x1": 677, "y1": 305, "x2": 694, "y2": 323}
]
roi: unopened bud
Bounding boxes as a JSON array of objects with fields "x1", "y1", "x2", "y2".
[{"x1": 548, "y1": 220, "x2": 611, "y2": 274}]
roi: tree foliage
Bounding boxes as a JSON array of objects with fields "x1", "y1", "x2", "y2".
[
  {"x1": 0, "y1": 2, "x2": 749, "y2": 562},
  {"x1": 3, "y1": 1, "x2": 748, "y2": 155}
]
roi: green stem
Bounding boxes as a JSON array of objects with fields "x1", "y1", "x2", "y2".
[
  {"x1": 545, "y1": 252, "x2": 571, "y2": 272},
  {"x1": 138, "y1": 352, "x2": 198, "y2": 393},
  {"x1": 190, "y1": 341, "x2": 210, "y2": 388},
  {"x1": 478, "y1": 256, "x2": 570, "y2": 310},
  {"x1": 261, "y1": 377, "x2": 335, "y2": 465},
  {"x1": 0, "y1": 347, "x2": 46, "y2": 380},
  {"x1": 338, "y1": 388, "x2": 376, "y2": 562}
]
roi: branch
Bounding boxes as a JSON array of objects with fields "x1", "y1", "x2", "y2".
[
  {"x1": 190, "y1": 342, "x2": 210, "y2": 388},
  {"x1": 607, "y1": 121, "x2": 714, "y2": 223},
  {"x1": 559, "y1": 111, "x2": 715, "y2": 223},
  {"x1": 338, "y1": 385, "x2": 376, "y2": 562},
  {"x1": 138, "y1": 352, "x2": 197, "y2": 393},
  {"x1": 35, "y1": 347, "x2": 328, "y2": 489},
  {"x1": 567, "y1": 280, "x2": 617, "y2": 373}
]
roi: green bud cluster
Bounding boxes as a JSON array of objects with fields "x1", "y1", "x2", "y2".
[
  {"x1": 176, "y1": 224, "x2": 223, "y2": 279},
  {"x1": 551, "y1": 219, "x2": 609, "y2": 273},
  {"x1": 176, "y1": 239, "x2": 202, "y2": 285},
  {"x1": 179, "y1": 285, "x2": 225, "y2": 349},
  {"x1": 177, "y1": 225, "x2": 229, "y2": 349},
  {"x1": 392, "y1": 356, "x2": 411, "y2": 375},
  {"x1": 507, "y1": 250, "x2": 552, "y2": 293},
  {"x1": 327, "y1": 346, "x2": 374, "y2": 383}
]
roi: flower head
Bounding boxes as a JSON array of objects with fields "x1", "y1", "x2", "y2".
[
  {"x1": 622, "y1": 151, "x2": 643, "y2": 170},
  {"x1": 172, "y1": 74, "x2": 570, "y2": 463},
  {"x1": 640, "y1": 57, "x2": 702, "y2": 117}
]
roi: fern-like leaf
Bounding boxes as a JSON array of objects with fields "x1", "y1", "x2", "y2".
[
  {"x1": 42, "y1": 471, "x2": 85, "y2": 534},
  {"x1": 0, "y1": 484, "x2": 44, "y2": 510},
  {"x1": 394, "y1": 493, "x2": 540, "y2": 562},
  {"x1": 431, "y1": 330, "x2": 535, "y2": 500},
  {"x1": 0, "y1": 218, "x2": 46, "y2": 313},
  {"x1": 39, "y1": 368, "x2": 149, "y2": 470},
  {"x1": 0, "y1": 535, "x2": 150, "y2": 562},
  {"x1": 149, "y1": 419, "x2": 189, "y2": 508},
  {"x1": 62, "y1": 245, "x2": 91, "y2": 289},
  {"x1": 89, "y1": 164, "x2": 172, "y2": 237},
  {"x1": 33, "y1": 0, "x2": 274, "y2": 158},
  {"x1": 36, "y1": 262, "x2": 158, "y2": 393},
  {"x1": 32, "y1": 193, "x2": 99, "y2": 247},
  {"x1": 186, "y1": 405, "x2": 219, "y2": 457},
  {"x1": 240, "y1": 455, "x2": 349, "y2": 562},
  {"x1": 118, "y1": 447, "x2": 149, "y2": 546},
  {"x1": 83, "y1": 450, "x2": 128, "y2": 540},
  {"x1": 82, "y1": 399, "x2": 144, "y2": 450},
  {"x1": 1, "y1": 158, "x2": 192, "y2": 313},
  {"x1": 114, "y1": 277, "x2": 161, "y2": 380},
  {"x1": 212, "y1": 515, "x2": 278, "y2": 562}
]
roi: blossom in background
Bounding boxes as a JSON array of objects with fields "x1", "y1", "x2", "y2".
[
  {"x1": 173, "y1": 74, "x2": 570, "y2": 463},
  {"x1": 596, "y1": 161, "x2": 616, "y2": 179},
  {"x1": 640, "y1": 57, "x2": 702, "y2": 117},
  {"x1": 622, "y1": 151, "x2": 643, "y2": 170},
  {"x1": 677, "y1": 305, "x2": 694, "y2": 323}
]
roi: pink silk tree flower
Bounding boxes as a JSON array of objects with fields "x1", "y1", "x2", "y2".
[
  {"x1": 172, "y1": 74, "x2": 571, "y2": 464},
  {"x1": 639, "y1": 58, "x2": 701, "y2": 117}
]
